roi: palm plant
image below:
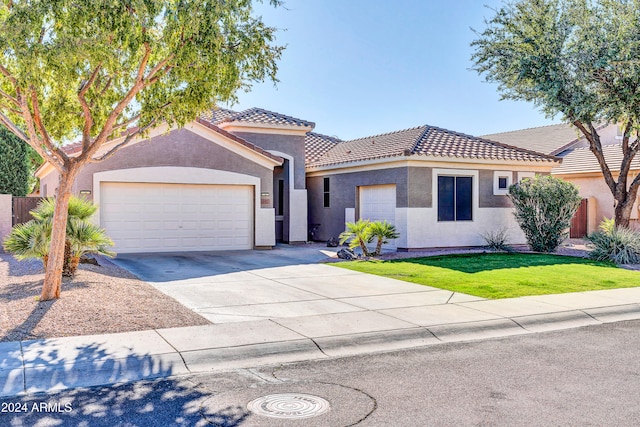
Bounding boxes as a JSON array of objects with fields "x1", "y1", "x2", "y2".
[
  {"x1": 3, "y1": 220, "x2": 50, "y2": 261},
  {"x1": 339, "y1": 219, "x2": 373, "y2": 257},
  {"x1": 3, "y1": 196, "x2": 114, "y2": 276},
  {"x1": 368, "y1": 220, "x2": 399, "y2": 256}
]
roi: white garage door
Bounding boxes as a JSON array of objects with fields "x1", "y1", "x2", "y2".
[
  {"x1": 359, "y1": 184, "x2": 397, "y2": 248},
  {"x1": 101, "y1": 182, "x2": 253, "y2": 253}
]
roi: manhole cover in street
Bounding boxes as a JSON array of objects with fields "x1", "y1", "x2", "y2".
[{"x1": 247, "y1": 393, "x2": 330, "y2": 419}]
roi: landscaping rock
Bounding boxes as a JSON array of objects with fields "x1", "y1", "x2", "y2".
[
  {"x1": 337, "y1": 248, "x2": 357, "y2": 260},
  {"x1": 80, "y1": 255, "x2": 100, "y2": 266},
  {"x1": 327, "y1": 237, "x2": 339, "y2": 247}
]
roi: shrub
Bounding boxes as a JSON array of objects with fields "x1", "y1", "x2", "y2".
[
  {"x1": 481, "y1": 227, "x2": 513, "y2": 252},
  {"x1": 338, "y1": 219, "x2": 401, "y2": 257},
  {"x1": 509, "y1": 175, "x2": 582, "y2": 252},
  {"x1": 588, "y1": 219, "x2": 640, "y2": 264},
  {"x1": 368, "y1": 220, "x2": 400, "y2": 256},
  {"x1": 3, "y1": 196, "x2": 115, "y2": 276},
  {"x1": 339, "y1": 219, "x2": 373, "y2": 257}
]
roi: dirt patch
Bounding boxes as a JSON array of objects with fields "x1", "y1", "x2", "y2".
[{"x1": 0, "y1": 253, "x2": 210, "y2": 343}]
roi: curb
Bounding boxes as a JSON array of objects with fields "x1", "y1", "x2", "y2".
[{"x1": 2, "y1": 303, "x2": 640, "y2": 398}]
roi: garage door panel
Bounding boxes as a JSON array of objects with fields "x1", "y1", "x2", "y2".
[
  {"x1": 101, "y1": 182, "x2": 253, "y2": 253},
  {"x1": 359, "y1": 184, "x2": 397, "y2": 249}
]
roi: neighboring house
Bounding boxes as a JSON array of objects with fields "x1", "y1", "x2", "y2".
[
  {"x1": 484, "y1": 123, "x2": 640, "y2": 233},
  {"x1": 35, "y1": 107, "x2": 559, "y2": 253}
]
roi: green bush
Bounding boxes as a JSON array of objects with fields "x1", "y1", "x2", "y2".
[
  {"x1": 3, "y1": 196, "x2": 115, "y2": 276},
  {"x1": 339, "y1": 219, "x2": 400, "y2": 257},
  {"x1": 0, "y1": 126, "x2": 30, "y2": 196},
  {"x1": 588, "y1": 219, "x2": 640, "y2": 264},
  {"x1": 509, "y1": 175, "x2": 582, "y2": 252}
]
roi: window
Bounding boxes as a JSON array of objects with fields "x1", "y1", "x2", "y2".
[
  {"x1": 493, "y1": 171, "x2": 511, "y2": 195},
  {"x1": 323, "y1": 177, "x2": 330, "y2": 207},
  {"x1": 277, "y1": 179, "x2": 284, "y2": 215},
  {"x1": 438, "y1": 176, "x2": 472, "y2": 221}
]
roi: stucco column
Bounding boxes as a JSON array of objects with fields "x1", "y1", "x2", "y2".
[{"x1": 0, "y1": 194, "x2": 12, "y2": 251}]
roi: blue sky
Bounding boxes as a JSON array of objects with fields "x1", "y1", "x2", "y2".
[{"x1": 228, "y1": 0, "x2": 562, "y2": 141}]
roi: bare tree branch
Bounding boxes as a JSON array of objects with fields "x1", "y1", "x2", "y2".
[
  {"x1": 94, "y1": 118, "x2": 157, "y2": 162},
  {"x1": 0, "y1": 88, "x2": 20, "y2": 107},
  {"x1": 0, "y1": 111, "x2": 60, "y2": 168},
  {"x1": 572, "y1": 119, "x2": 618, "y2": 195},
  {"x1": 137, "y1": 43, "x2": 151, "y2": 82},
  {"x1": 144, "y1": 54, "x2": 175, "y2": 83},
  {"x1": 0, "y1": 111, "x2": 28, "y2": 142},
  {"x1": 0, "y1": 63, "x2": 18, "y2": 85},
  {"x1": 110, "y1": 113, "x2": 141, "y2": 133},
  {"x1": 30, "y1": 86, "x2": 68, "y2": 164},
  {"x1": 78, "y1": 64, "x2": 102, "y2": 151}
]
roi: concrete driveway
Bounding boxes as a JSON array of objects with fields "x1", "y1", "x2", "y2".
[{"x1": 111, "y1": 243, "x2": 481, "y2": 324}]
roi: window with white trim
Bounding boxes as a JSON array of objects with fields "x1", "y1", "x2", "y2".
[{"x1": 493, "y1": 171, "x2": 512, "y2": 195}]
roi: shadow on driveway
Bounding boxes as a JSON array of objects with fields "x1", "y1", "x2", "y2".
[{"x1": 111, "y1": 243, "x2": 336, "y2": 283}]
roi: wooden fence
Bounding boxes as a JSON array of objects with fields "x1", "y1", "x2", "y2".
[{"x1": 12, "y1": 197, "x2": 44, "y2": 226}]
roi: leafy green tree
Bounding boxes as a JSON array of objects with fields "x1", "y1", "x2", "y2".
[
  {"x1": 0, "y1": 125, "x2": 29, "y2": 196},
  {"x1": 471, "y1": 0, "x2": 640, "y2": 229},
  {"x1": 0, "y1": 0, "x2": 283, "y2": 300},
  {"x1": 509, "y1": 175, "x2": 582, "y2": 252}
]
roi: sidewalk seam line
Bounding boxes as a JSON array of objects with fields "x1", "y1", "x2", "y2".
[
  {"x1": 20, "y1": 341, "x2": 26, "y2": 394},
  {"x1": 445, "y1": 292, "x2": 454, "y2": 304},
  {"x1": 154, "y1": 330, "x2": 191, "y2": 373},
  {"x1": 580, "y1": 309, "x2": 602, "y2": 323}
]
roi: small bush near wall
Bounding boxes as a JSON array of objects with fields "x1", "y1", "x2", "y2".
[{"x1": 509, "y1": 175, "x2": 582, "y2": 253}]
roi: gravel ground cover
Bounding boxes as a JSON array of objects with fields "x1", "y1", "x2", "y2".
[{"x1": 0, "y1": 253, "x2": 210, "y2": 343}]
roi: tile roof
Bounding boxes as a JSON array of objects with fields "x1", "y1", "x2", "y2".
[
  {"x1": 307, "y1": 125, "x2": 558, "y2": 167},
  {"x1": 305, "y1": 132, "x2": 342, "y2": 164},
  {"x1": 307, "y1": 126, "x2": 426, "y2": 167},
  {"x1": 207, "y1": 107, "x2": 315, "y2": 128},
  {"x1": 553, "y1": 143, "x2": 640, "y2": 175},
  {"x1": 202, "y1": 107, "x2": 238, "y2": 123},
  {"x1": 482, "y1": 123, "x2": 583, "y2": 155}
]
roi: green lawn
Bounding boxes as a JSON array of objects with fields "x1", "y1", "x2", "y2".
[{"x1": 333, "y1": 253, "x2": 640, "y2": 299}]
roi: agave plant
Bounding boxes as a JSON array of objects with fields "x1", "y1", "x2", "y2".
[
  {"x1": 368, "y1": 220, "x2": 399, "y2": 256},
  {"x1": 339, "y1": 219, "x2": 373, "y2": 257},
  {"x1": 3, "y1": 196, "x2": 114, "y2": 276}
]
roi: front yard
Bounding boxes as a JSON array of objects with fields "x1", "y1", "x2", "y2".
[{"x1": 334, "y1": 253, "x2": 640, "y2": 299}]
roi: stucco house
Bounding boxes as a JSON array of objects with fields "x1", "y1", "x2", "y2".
[
  {"x1": 484, "y1": 123, "x2": 640, "y2": 233},
  {"x1": 35, "y1": 107, "x2": 560, "y2": 253}
]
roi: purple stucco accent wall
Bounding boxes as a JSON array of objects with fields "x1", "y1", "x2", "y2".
[
  {"x1": 71, "y1": 128, "x2": 275, "y2": 200},
  {"x1": 307, "y1": 167, "x2": 411, "y2": 242},
  {"x1": 231, "y1": 132, "x2": 306, "y2": 190}
]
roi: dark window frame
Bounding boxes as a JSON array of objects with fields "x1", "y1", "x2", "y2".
[
  {"x1": 437, "y1": 175, "x2": 473, "y2": 222},
  {"x1": 498, "y1": 176, "x2": 508, "y2": 190},
  {"x1": 323, "y1": 177, "x2": 330, "y2": 208},
  {"x1": 277, "y1": 179, "x2": 284, "y2": 216}
]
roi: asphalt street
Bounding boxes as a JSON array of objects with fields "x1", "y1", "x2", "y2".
[{"x1": 3, "y1": 320, "x2": 640, "y2": 426}]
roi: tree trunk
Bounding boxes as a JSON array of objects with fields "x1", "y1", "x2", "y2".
[
  {"x1": 614, "y1": 198, "x2": 634, "y2": 229},
  {"x1": 40, "y1": 170, "x2": 77, "y2": 301}
]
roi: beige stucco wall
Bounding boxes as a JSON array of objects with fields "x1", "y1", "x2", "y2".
[
  {"x1": 0, "y1": 194, "x2": 12, "y2": 250},
  {"x1": 558, "y1": 173, "x2": 640, "y2": 231}
]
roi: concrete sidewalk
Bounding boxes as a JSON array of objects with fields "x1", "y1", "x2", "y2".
[{"x1": 2, "y1": 259, "x2": 640, "y2": 397}]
